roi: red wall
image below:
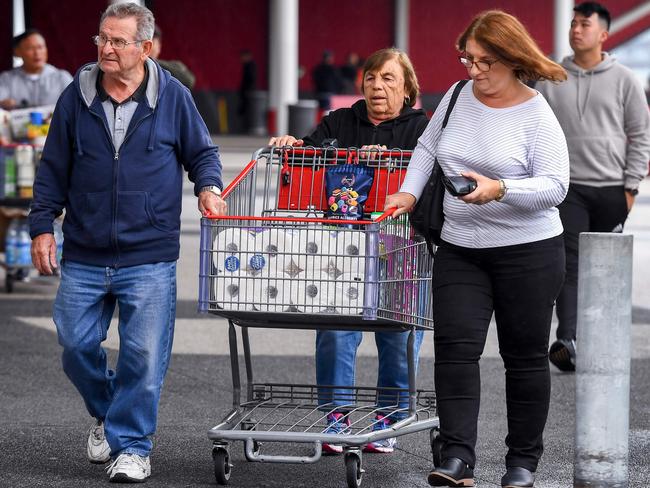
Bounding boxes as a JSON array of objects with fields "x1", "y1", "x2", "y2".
[
  {"x1": 152, "y1": 0, "x2": 269, "y2": 90},
  {"x1": 29, "y1": 0, "x2": 104, "y2": 77},
  {"x1": 19, "y1": 0, "x2": 650, "y2": 94},
  {"x1": 409, "y1": 0, "x2": 554, "y2": 93},
  {"x1": 298, "y1": 0, "x2": 393, "y2": 91}
]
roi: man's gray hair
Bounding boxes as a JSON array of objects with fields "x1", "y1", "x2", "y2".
[{"x1": 100, "y1": 2, "x2": 155, "y2": 41}]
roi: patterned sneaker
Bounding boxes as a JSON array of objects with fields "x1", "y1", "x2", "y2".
[
  {"x1": 322, "y1": 412, "x2": 351, "y2": 454},
  {"x1": 363, "y1": 415, "x2": 397, "y2": 453},
  {"x1": 107, "y1": 453, "x2": 151, "y2": 483},
  {"x1": 87, "y1": 419, "x2": 111, "y2": 464}
]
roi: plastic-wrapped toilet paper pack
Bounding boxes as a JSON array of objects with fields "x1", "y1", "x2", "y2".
[
  {"x1": 212, "y1": 276, "x2": 260, "y2": 310},
  {"x1": 255, "y1": 278, "x2": 295, "y2": 312},
  {"x1": 287, "y1": 229, "x2": 367, "y2": 279},
  {"x1": 329, "y1": 273, "x2": 365, "y2": 314},
  {"x1": 334, "y1": 231, "x2": 366, "y2": 258},
  {"x1": 291, "y1": 272, "x2": 336, "y2": 312},
  {"x1": 249, "y1": 227, "x2": 292, "y2": 277},
  {"x1": 280, "y1": 228, "x2": 322, "y2": 278},
  {"x1": 213, "y1": 228, "x2": 256, "y2": 276},
  {"x1": 331, "y1": 230, "x2": 366, "y2": 277}
]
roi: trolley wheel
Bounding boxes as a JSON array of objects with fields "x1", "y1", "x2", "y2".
[
  {"x1": 430, "y1": 428, "x2": 442, "y2": 468},
  {"x1": 5, "y1": 274, "x2": 13, "y2": 293},
  {"x1": 212, "y1": 446, "x2": 232, "y2": 485},
  {"x1": 344, "y1": 451, "x2": 364, "y2": 488}
]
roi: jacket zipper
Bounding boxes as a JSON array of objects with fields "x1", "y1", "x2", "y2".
[
  {"x1": 89, "y1": 104, "x2": 153, "y2": 268},
  {"x1": 112, "y1": 150, "x2": 120, "y2": 268}
]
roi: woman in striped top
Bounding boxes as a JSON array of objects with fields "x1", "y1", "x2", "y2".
[{"x1": 386, "y1": 10, "x2": 569, "y2": 488}]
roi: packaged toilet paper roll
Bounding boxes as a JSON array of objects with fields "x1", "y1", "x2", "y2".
[
  {"x1": 333, "y1": 230, "x2": 366, "y2": 258},
  {"x1": 292, "y1": 272, "x2": 336, "y2": 313},
  {"x1": 212, "y1": 275, "x2": 260, "y2": 311},
  {"x1": 250, "y1": 227, "x2": 292, "y2": 278},
  {"x1": 330, "y1": 273, "x2": 365, "y2": 315},
  {"x1": 255, "y1": 277, "x2": 295, "y2": 312},
  {"x1": 213, "y1": 227, "x2": 256, "y2": 276}
]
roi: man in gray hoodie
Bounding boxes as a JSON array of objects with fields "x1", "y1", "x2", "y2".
[{"x1": 538, "y1": 1, "x2": 650, "y2": 372}]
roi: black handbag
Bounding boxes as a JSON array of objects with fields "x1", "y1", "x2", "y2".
[{"x1": 410, "y1": 79, "x2": 468, "y2": 252}]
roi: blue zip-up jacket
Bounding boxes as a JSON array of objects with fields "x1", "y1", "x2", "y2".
[{"x1": 29, "y1": 59, "x2": 223, "y2": 267}]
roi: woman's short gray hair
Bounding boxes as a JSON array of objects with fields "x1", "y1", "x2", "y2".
[
  {"x1": 100, "y1": 2, "x2": 155, "y2": 41},
  {"x1": 361, "y1": 48, "x2": 420, "y2": 107}
]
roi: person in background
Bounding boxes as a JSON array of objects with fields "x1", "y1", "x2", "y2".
[
  {"x1": 270, "y1": 47, "x2": 428, "y2": 455},
  {"x1": 0, "y1": 29, "x2": 72, "y2": 109},
  {"x1": 537, "y1": 1, "x2": 650, "y2": 372},
  {"x1": 238, "y1": 49, "x2": 257, "y2": 132},
  {"x1": 150, "y1": 24, "x2": 196, "y2": 89},
  {"x1": 340, "y1": 52, "x2": 361, "y2": 94},
  {"x1": 29, "y1": 3, "x2": 225, "y2": 483},
  {"x1": 387, "y1": 10, "x2": 568, "y2": 487},
  {"x1": 312, "y1": 49, "x2": 343, "y2": 112}
]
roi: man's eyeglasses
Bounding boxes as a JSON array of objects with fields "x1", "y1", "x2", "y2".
[
  {"x1": 458, "y1": 56, "x2": 499, "y2": 72},
  {"x1": 92, "y1": 34, "x2": 146, "y2": 50}
]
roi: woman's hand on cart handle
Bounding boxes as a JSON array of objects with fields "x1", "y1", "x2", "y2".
[
  {"x1": 359, "y1": 144, "x2": 387, "y2": 161},
  {"x1": 268, "y1": 135, "x2": 304, "y2": 147},
  {"x1": 31, "y1": 233, "x2": 58, "y2": 276},
  {"x1": 384, "y1": 192, "x2": 416, "y2": 218},
  {"x1": 199, "y1": 192, "x2": 227, "y2": 218}
]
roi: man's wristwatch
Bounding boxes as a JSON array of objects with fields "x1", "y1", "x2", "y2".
[
  {"x1": 625, "y1": 188, "x2": 639, "y2": 196},
  {"x1": 200, "y1": 185, "x2": 222, "y2": 197}
]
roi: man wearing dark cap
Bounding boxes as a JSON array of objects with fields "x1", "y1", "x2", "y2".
[{"x1": 0, "y1": 29, "x2": 72, "y2": 109}]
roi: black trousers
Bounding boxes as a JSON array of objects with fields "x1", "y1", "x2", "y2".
[
  {"x1": 433, "y1": 236, "x2": 565, "y2": 471},
  {"x1": 555, "y1": 184, "x2": 629, "y2": 340}
]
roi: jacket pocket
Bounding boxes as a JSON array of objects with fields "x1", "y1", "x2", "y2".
[
  {"x1": 64, "y1": 191, "x2": 112, "y2": 249},
  {"x1": 116, "y1": 191, "x2": 168, "y2": 248}
]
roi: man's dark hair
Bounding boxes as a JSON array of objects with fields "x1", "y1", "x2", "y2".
[
  {"x1": 12, "y1": 28, "x2": 43, "y2": 49},
  {"x1": 153, "y1": 24, "x2": 162, "y2": 40},
  {"x1": 574, "y1": 2, "x2": 611, "y2": 30}
]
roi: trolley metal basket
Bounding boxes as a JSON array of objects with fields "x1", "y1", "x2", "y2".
[{"x1": 198, "y1": 146, "x2": 437, "y2": 487}]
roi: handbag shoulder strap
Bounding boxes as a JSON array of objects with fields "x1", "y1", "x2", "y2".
[{"x1": 441, "y1": 79, "x2": 468, "y2": 129}]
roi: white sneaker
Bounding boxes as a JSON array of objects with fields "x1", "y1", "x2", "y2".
[
  {"x1": 87, "y1": 419, "x2": 111, "y2": 464},
  {"x1": 107, "y1": 453, "x2": 151, "y2": 483}
]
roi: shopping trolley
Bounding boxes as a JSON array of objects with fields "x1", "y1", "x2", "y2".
[{"x1": 198, "y1": 146, "x2": 437, "y2": 487}]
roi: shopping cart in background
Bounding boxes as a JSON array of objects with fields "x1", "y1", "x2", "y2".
[{"x1": 198, "y1": 146, "x2": 436, "y2": 487}]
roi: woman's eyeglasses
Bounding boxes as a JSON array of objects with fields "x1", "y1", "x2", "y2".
[{"x1": 458, "y1": 56, "x2": 499, "y2": 72}]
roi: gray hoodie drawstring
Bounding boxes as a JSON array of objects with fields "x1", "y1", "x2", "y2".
[{"x1": 577, "y1": 69, "x2": 594, "y2": 122}]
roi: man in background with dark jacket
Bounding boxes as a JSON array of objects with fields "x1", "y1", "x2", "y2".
[
  {"x1": 29, "y1": 3, "x2": 225, "y2": 483},
  {"x1": 150, "y1": 24, "x2": 196, "y2": 90}
]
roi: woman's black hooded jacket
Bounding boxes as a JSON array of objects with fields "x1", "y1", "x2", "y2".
[{"x1": 302, "y1": 100, "x2": 428, "y2": 150}]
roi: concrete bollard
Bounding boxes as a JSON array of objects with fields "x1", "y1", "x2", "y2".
[{"x1": 574, "y1": 233, "x2": 633, "y2": 488}]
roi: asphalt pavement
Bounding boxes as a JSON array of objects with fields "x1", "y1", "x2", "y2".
[{"x1": 0, "y1": 135, "x2": 648, "y2": 487}]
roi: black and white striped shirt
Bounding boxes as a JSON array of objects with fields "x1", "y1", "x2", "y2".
[{"x1": 401, "y1": 81, "x2": 569, "y2": 248}]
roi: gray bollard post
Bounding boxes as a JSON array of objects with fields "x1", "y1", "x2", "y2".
[{"x1": 574, "y1": 233, "x2": 633, "y2": 488}]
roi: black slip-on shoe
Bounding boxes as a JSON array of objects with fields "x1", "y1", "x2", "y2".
[
  {"x1": 427, "y1": 457, "x2": 475, "y2": 487},
  {"x1": 549, "y1": 338, "x2": 576, "y2": 372},
  {"x1": 501, "y1": 466, "x2": 535, "y2": 487}
]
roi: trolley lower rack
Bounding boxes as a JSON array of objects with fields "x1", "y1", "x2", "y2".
[{"x1": 206, "y1": 322, "x2": 439, "y2": 488}]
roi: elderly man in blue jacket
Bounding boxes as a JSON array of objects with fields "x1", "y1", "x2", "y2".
[{"x1": 28, "y1": 3, "x2": 225, "y2": 483}]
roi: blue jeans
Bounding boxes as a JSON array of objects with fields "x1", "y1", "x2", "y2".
[
  {"x1": 315, "y1": 329, "x2": 424, "y2": 419},
  {"x1": 53, "y1": 260, "x2": 177, "y2": 457}
]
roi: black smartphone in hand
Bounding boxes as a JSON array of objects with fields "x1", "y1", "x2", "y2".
[{"x1": 442, "y1": 175, "x2": 477, "y2": 196}]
